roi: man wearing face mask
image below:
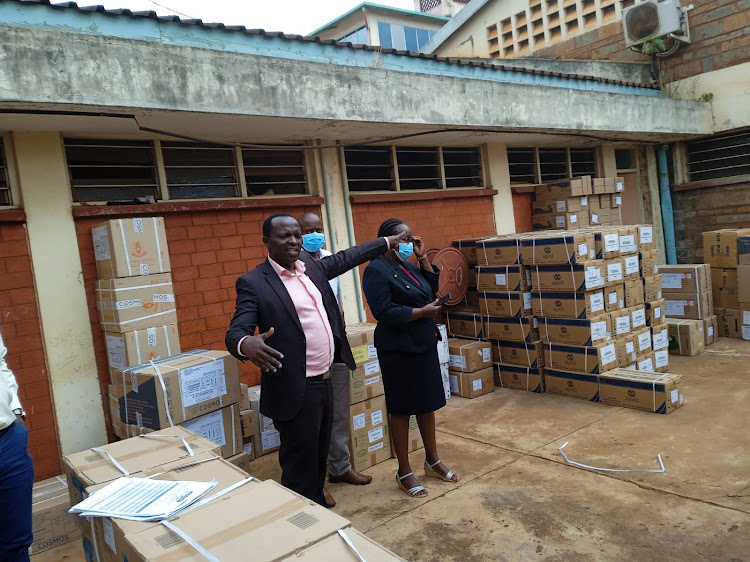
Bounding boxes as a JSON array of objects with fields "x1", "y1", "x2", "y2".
[{"x1": 297, "y1": 213, "x2": 373, "y2": 488}]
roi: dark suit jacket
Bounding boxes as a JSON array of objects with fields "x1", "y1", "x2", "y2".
[
  {"x1": 225, "y1": 238, "x2": 387, "y2": 421},
  {"x1": 362, "y1": 257, "x2": 440, "y2": 354}
]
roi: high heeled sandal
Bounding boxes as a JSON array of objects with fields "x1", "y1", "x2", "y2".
[
  {"x1": 424, "y1": 459, "x2": 458, "y2": 482},
  {"x1": 396, "y1": 472, "x2": 427, "y2": 497}
]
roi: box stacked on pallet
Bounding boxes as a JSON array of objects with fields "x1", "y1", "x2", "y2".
[
  {"x1": 703, "y1": 228, "x2": 750, "y2": 341},
  {"x1": 659, "y1": 263, "x2": 713, "y2": 356},
  {"x1": 447, "y1": 338, "x2": 494, "y2": 398}
]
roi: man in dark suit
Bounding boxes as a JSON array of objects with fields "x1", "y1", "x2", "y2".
[{"x1": 225, "y1": 214, "x2": 404, "y2": 507}]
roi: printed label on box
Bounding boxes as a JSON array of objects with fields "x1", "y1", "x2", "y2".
[
  {"x1": 589, "y1": 248, "x2": 595, "y2": 259},
  {"x1": 665, "y1": 300, "x2": 686, "y2": 317},
  {"x1": 243, "y1": 442, "x2": 253, "y2": 456},
  {"x1": 624, "y1": 256, "x2": 639, "y2": 275},
  {"x1": 654, "y1": 307, "x2": 661, "y2": 319},
  {"x1": 371, "y1": 410, "x2": 383, "y2": 426},
  {"x1": 526, "y1": 269, "x2": 532, "y2": 286},
  {"x1": 495, "y1": 273, "x2": 507, "y2": 286},
  {"x1": 638, "y1": 331, "x2": 651, "y2": 351},
  {"x1": 616, "y1": 316, "x2": 630, "y2": 335},
  {"x1": 140, "y1": 263, "x2": 150, "y2": 276},
  {"x1": 482, "y1": 348, "x2": 491, "y2": 363},
  {"x1": 616, "y1": 196, "x2": 622, "y2": 205},
  {"x1": 670, "y1": 389, "x2": 678, "y2": 404},
  {"x1": 604, "y1": 234, "x2": 619, "y2": 252},
  {"x1": 368, "y1": 442, "x2": 384, "y2": 453},
  {"x1": 449, "y1": 355, "x2": 466, "y2": 369},
  {"x1": 743, "y1": 325, "x2": 750, "y2": 341},
  {"x1": 570, "y1": 214, "x2": 578, "y2": 224},
  {"x1": 523, "y1": 292, "x2": 532, "y2": 309},
  {"x1": 608, "y1": 292, "x2": 618, "y2": 305},
  {"x1": 133, "y1": 218, "x2": 144, "y2": 233},
  {"x1": 152, "y1": 294, "x2": 175, "y2": 303},
  {"x1": 708, "y1": 326, "x2": 714, "y2": 337},
  {"x1": 368, "y1": 345, "x2": 378, "y2": 358},
  {"x1": 557, "y1": 200, "x2": 566, "y2": 212},
  {"x1": 581, "y1": 196, "x2": 588, "y2": 206},
  {"x1": 632, "y1": 309, "x2": 646, "y2": 328},
  {"x1": 591, "y1": 321, "x2": 607, "y2": 342},
  {"x1": 661, "y1": 274, "x2": 682, "y2": 290},
  {"x1": 103, "y1": 518, "x2": 116, "y2": 553},
  {"x1": 578, "y1": 244, "x2": 587, "y2": 257},
  {"x1": 365, "y1": 375, "x2": 380, "y2": 386},
  {"x1": 744, "y1": 311, "x2": 750, "y2": 325},
  {"x1": 591, "y1": 214, "x2": 599, "y2": 224},
  {"x1": 616, "y1": 181, "x2": 624, "y2": 192},
  {"x1": 352, "y1": 413, "x2": 365, "y2": 431},
  {"x1": 261, "y1": 430, "x2": 280, "y2": 450},
  {"x1": 449, "y1": 374, "x2": 459, "y2": 393},
  {"x1": 607, "y1": 263, "x2": 623, "y2": 282},
  {"x1": 351, "y1": 345, "x2": 369, "y2": 364},
  {"x1": 364, "y1": 360, "x2": 380, "y2": 376},
  {"x1": 147, "y1": 327, "x2": 157, "y2": 347},
  {"x1": 92, "y1": 226, "x2": 111, "y2": 260},
  {"x1": 653, "y1": 330, "x2": 668, "y2": 350},
  {"x1": 179, "y1": 360, "x2": 228, "y2": 408},
  {"x1": 601, "y1": 343, "x2": 617, "y2": 366},
  {"x1": 626, "y1": 341, "x2": 635, "y2": 353},
  {"x1": 368, "y1": 426, "x2": 384, "y2": 444},
  {"x1": 655, "y1": 350, "x2": 669, "y2": 368},
  {"x1": 116, "y1": 299, "x2": 142, "y2": 310},
  {"x1": 619, "y1": 298, "x2": 625, "y2": 308},
  {"x1": 639, "y1": 358, "x2": 654, "y2": 371},
  {"x1": 590, "y1": 293, "x2": 604, "y2": 313},
  {"x1": 620, "y1": 235, "x2": 636, "y2": 253},
  {"x1": 472, "y1": 379, "x2": 483, "y2": 391},
  {"x1": 585, "y1": 267, "x2": 603, "y2": 289},
  {"x1": 181, "y1": 410, "x2": 226, "y2": 447},
  {"x1": 556, "y1": 216, "x2": 565, "y2": 228},
  {"x1": 105, "y1": 335, "x2": 126, "y2": 371},
  {"x1": 640, "y1": 227, "x2": 653, "y2": 244}
]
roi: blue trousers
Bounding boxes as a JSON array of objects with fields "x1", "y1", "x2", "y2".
[{"x1": 0, "y1": 422, "x2": 34, "y2": 562}]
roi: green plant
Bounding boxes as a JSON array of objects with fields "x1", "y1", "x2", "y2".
[
  {"x1": 640, "y1": 35, "x2": 666, "y2": 56},
  {"x1": 698, "y1": 92, "x2": 714, "y2": 102}
]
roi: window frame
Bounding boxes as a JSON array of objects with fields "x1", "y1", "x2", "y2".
[
  {"x1": 0, "y1": 134, "x2": 18, "y2": 208},
  {"x1": 507, "y1": 146, "x2": 599, "y2": 184}
]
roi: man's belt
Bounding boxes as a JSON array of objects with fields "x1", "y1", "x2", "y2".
[{"x1": 307, "y1": 370, "x2": 331, "y2": 381}]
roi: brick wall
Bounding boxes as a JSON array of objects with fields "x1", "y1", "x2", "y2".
[
  {"x1": 0, "y1": 216, "x2": 61, "y2": 481},
  {"x1": 672, "y1": 181, "x2": 750, "y2": 263},
  {"x1": 75, "y1": 205, "x2": 319, "y2": 441},
  {"x1": 351, "y1": 194, "x2": 497, "y2": 320},
  {"x1": 533, "y1": 0, "x2": 750, "y2": 83}
]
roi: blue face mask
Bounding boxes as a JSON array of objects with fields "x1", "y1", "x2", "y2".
[
  {"x1": 302, "y1": 232, "x2": 326, "y2": 253},
  {"x1": 395, "y1": 242, "x2": 414, "y2": 262}
]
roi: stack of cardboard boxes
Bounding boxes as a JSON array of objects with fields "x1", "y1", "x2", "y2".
[
  {"x1": 447, "y1": 338, "x2": 494, "y2": 398},
  {"x1": 660, "y1": 263, "x2": 713, "y2": 356},
  {"x1": 238, "y1": 384, "x2": 280, "y2": 463},
  {"x1": 704, "y1": 228, "x2": 750, "y2": 340},
  {"x1": 437, "y1": 323, "x2": 451, "y2": 400},
  {"x1": 63, "y1": 426, "x2": 404, "y2": 561},
  {"x1": 96, "y1": 218, "x2": 246, "y2": 466}
]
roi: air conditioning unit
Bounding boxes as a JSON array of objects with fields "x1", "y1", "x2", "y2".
[{"x1": 622, "y1": 0, "x2": 688, "y2": 47}]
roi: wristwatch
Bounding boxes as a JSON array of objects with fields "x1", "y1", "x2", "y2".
[{"x1": 12, "y1": 408, "x2": 25, "y2": 421}]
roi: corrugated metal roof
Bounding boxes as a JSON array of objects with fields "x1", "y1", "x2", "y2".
[{"x1": 9, "y1": 0, "x2": 658, "y2": 90}]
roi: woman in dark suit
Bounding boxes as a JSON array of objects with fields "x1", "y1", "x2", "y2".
[{"x1": 362, "y1": 218, "x2": 459, "y2": 498}]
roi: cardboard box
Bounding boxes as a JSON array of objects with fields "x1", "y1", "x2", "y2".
[
  {"x1": 659, "y1": 264, "x2": 710, "y2": 293},
  {"x1": 62, "y1": 426, "x2": 220, "y2": 506},
  {"x1": 652, "y1": 325, "x2": 669, "y2": 351},
  {"x1": 478, "y1": 291, "x2": 532, "y2": 318},
  {"x1": 741, "y1": 236, "x2": 750, "y2": 266},
  {"x1": 532, "y1": 290, "x2": 606, "y2": 320},
  {"x1": 646, "y1": 299, "x2": 666, "y2": 326},
  {"x1": 633, "y1": 326, "x2": 653, "y2": 356},
  {"x1": 544, "y1": 369, "x2": 600, "y2": 401},
  {"x1": 715, "y1": 307, "x2": 750, "y2": 339},
  {"x1": 538, "y1": 316, "x2": 612, "y2": 347},
  {"x1": 531, "y1": 195, "x2": 590, "y2": 214},
  {"x1": 636, "y1": 352, "x2": 655, "y2": 372},
  {"x1": 598, "y1": 369, "x2": 684, "y2": 414},
  {"x1": 226, "y1": 451, "x2": 252, "y2": 473},
  {"x1": 241, "y1": 436, "x2": 256, "y2": 461},
  {"x1": 703, "y1": 228, "x2": 750, "y2": 268},
  {"x1": 448, "y1": 367, "x2": 495, "y2": 398},
  {"x1": 180, "y1": 404, "x2": 242, "y2": 459},
  {"x1": 535, "y1": 176, "x2": 592, "y2": 199},
  {"x1": 630, "y1": 305, "x2": 647, "y2": 331},
  {"x1": 123, "y1": 480, "x2": 350, "y2": 562},
  {"x1": 346, "y1": 324, "x2": 385, "y2": 404},
  {"x1": 543, "y1": 342, "x2": 617, "y2": 374},
  {"x1": 476, "y1": 265, "x2": 530, "y2": 291},
  {"x1": 703, "y1": 315, "x2": 718, "y2": 345},
  {"x1": 437, "y1": 323, "x2": 449, "y2": 364},
  {"x1": 654, "y1": 348, "x2": 670, "y2": 372},
  {"x1": 610, "y1": 193, "x2": 624, "y2": 207},
  {"x1": 452, "y1": 238, "x2": 482, "y2": 265},
  {"x1": 493, "y1": 340, "x2": 544, "y2": 368},
  {"x1": 521, "y1": 232, "x2": 595, "y2": 265},
  {"x1": 96, "y1": 273, "x2": 177, "y2": 333},
  {"x1": 493, "y1": 364, "x2": 545, "y2": 392},
  {"x1": 618, "y1": 227, "x2": 639, "y2": 255},
  {"x1": 664, "y1": 291, "x2": 713, "y2": 320},
  {"x1": 738, "y1": 266, "x2": 750, "y2": 304},
  {"x1": 639, "y1": 250, "x2": 660, "y2": 277},
  {"x1": 711, "y1": 267, "x2": 741, "y2": 309},
  {"x1": 610, "y1": 308, "x2": 632, "y2": 338},
  {"x1": 483, "y1": 315, "x2": 539, "y2": 342},
  {"x1": 624, "y1": 278, "x2": 645, "y2": 307},
  {"x1": 622, "y1": 254, "x2": 641, "y2": 280},
  {"x1": 285, "y1": 528, "x2": 405, "y2": 561},
  {"x1": 643, "y1": 274, "x2": 663, "y2": 302},
  {"x1": 111, "y1": 350, "x2": 241, "y2": 429},
  {"x1": 593, "y1": 177, "x2": 615, "y2": 195},
  {"x1": 447, "y1": 338, "x2": 492, "y2": 372},
  {"x1": 666, "y1": 318, "x2": 704, "y2": 356},
  {"x1": 239, "y1": 383, "x2": 251, "y2": 411},
  {"x1": 30, "y1": 476, "x2": 81, "y2": 556},
  {"x1": 604, "y1": 283, "x2": 625, "y2": 312},
  {"x1": 441, "y1": 363, "x2": 451, "y2": 401},
  {"x1": 593, "y1": 230, "x2": 621, "y2": 260},
  {"x1": 92, "y1": 217, "x2": 171, "y2": 280},
  {"x1": 463, "y1": 288, "x2": 479, "y2": 309},
  {"x1": 104, "y1": 324, "x2": 181, "y2": 385},
  {"x1": 246, "y1": 386, "x2": 281, "y2": 457},
  {"x1": 637, "y1": 225, "x2": 655, "y2": 251},
  {"x1": 475, "y1": 235, "x2": 524, "y2": 266},
  {"x1": 532, "y1": 211, "x2": 589, "y2": 230},
  {"x1": 349, "y1": 396, "x2": 391, "y2": 471},
  {"x1": 615, "y1": 334, "x2": 637, "y2": 367},
  {"x1": 531, "y1": 262, "x2": 605, "y2": 292},
  {"x1": 446, "y1": 309, "x2": 484, "y2": 339}
]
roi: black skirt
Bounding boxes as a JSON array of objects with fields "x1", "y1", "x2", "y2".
[{"x1": 378, "y1": 347, "x2": 446, "y2": 416}]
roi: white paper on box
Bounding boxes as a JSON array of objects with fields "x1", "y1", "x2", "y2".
[
  {"x1": 743, "y1": 325, "x2": 750, "y2": 341},
  {"x1": 744, "y1": 311, "x2": 750, "y2": 324},
  {"x1": 556, "y1": 201, "x2": 566, "y2": 212},
  {"x1": 243, "y1": 442, "x2": 253, "y2": 456},
  {"x1": 181, "y1": 410, "x2": 226, "y2": 447},
  {"x1": 368, "y1": 426, "x2": 384, "y2": 444},
  {"x1": 472, "y1": 379, "x2": 483, "y2": 391},
  {"x1": 591, "y1": 321, "x2": 607, "y2": 342},
  {"x1": 556, "y1": 216, "x2": 565, "y2": 228},
  {"x1": 179, "y1": 360, "x2": 227, "y2": 408},
  {"x1": 585, "y1": 267, "x2": 603, "y2": 289},
  {"x1": 654, "y1": 307, "x2": 662, "y2": 319},
  {"x1": 116, "y1": 299, "x2": 142, "y2": 310},
  {"x1": 620, "y1": 235, "x2": 636, "y2": 253},
  {"x1": 449, "y1": 375, "x2": 459, "y2": 393},
  {"x1": 581, "y1": 196, "x2": 588, "y2": 206},
  {"x1": 638, "y1": 331, "x2": 652, "y2": 351},
  {"x1": 105, "y1": 335, "x2": 127, "y2": 371},
  {"x1": 147, "y1": 327, "x2": 157, "y2": 346},
  {"x1": 661, "y1": 273, "x2": 683, "y2": 289},
  {"x1": 670, "y1": 389, "x2": 678, "y2": 404},
  {"x1": 616, "y1": 316, "x2": 630, "y2": 335},
  {"x1": 607, "y1": 263, "x2": 623, "y2": 282},
  {"x1": 639, "y1": 358, "x2": 654, "y2": 371},
  {"x1": 569, "y1": 214, "x2": 578, "y2": 224},
  {"x1": 449, "y1": 355, "x2": 466, "y2": 369},
  {"x1": 261, "y1": 430, "x2": 280, "y2": 450},
  {"x1": 626, "y1": 341, "x2": 635, "y2": 354},
  {"x1": 495, "y1": 273, "x2": 507, "y2": 286},
  {"x1": 591, "y1": 214, "x2": 599, "y2": 224},
  {"x1": 608, "y1": 292, "x2": 618, "y2": 305},
  {"x1": 616, "y1": 181, "x2": 624, "y2": 192},
  {"x1": 364, "y1": 360, "x2": 379, "y2": 376},
  {"x1": 368, "y1": 345, "x2": 378, "y2": 359},
  {"x1": 590, "y1": 292, "x2": 604, "y2": 313},
  {"x1": 92, "y1": 226, "x2": 111, "y2": 260},
  {"x1": 640, "y1": 227, "x2": 653, "y2": 244},
  {"x1": 352, "y1": 413, "x2": 365, "y2": 431},
  {"x1": 624, "y1": 256, "x2": 639, "y2": 275},
  {"x1": 152, "y1": 294, "x2": 175, "y2": 303},
  {"x1": 140, "y1": 263, "x2": 150, "y2": 275},
  {"x1": 371, "y1": 410, "x2": 383, "y2": 426},
  {"x1": 578, "y1": 244, "x2": 587, "y2": 257},
  {"x1": 364, "y1": 375, "x2": 380, "y2": 386},
  {"x1": 482, "y1": 348, "x2": 491, "y2": 363},
  {"x1": 619, "y1": 298, "x2": 625, "y2": 308},
  {"x1": 655, "y1": 350, "x2": 669, "y2": 368},
  {"x1": 665, "y1": 300, "x2": 686, "y2": 317},
  {"x1": 708, "y1": 326, "x2": 714, "y2": 337},
  {"x1": 604, "y1": 234, "x2": 619, "y2": 253},
  {"x1": 523, "y1": 292, "x2": 532, "y2": 309},
  {"x1": 133, "y1": 218, "x2": 144, "y2": 233},
  {"x1": 632, "y1": 309, "x2": 646, "y2": 328},
  {"x1": 616, "y1": 196, "x2": 622, "y2": 205},
  {"x1": 601, "y1": 343, "x2": 617, "y2": 366},
  {"x1": 589, "y1": 248, "x2": 595, "y2": 259},
  {"x1": 653, "y1": 330, "x2": 668, "y2": 350},
  {"x1": 103, "y1": 518, "x2": 116, "y2": 553},
  {"x1": 525, "y1": 269, "x2": 532, "y2": 286},
  {"x1": 368, "y1": 442, "x2": 384, "y2": 453}
]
